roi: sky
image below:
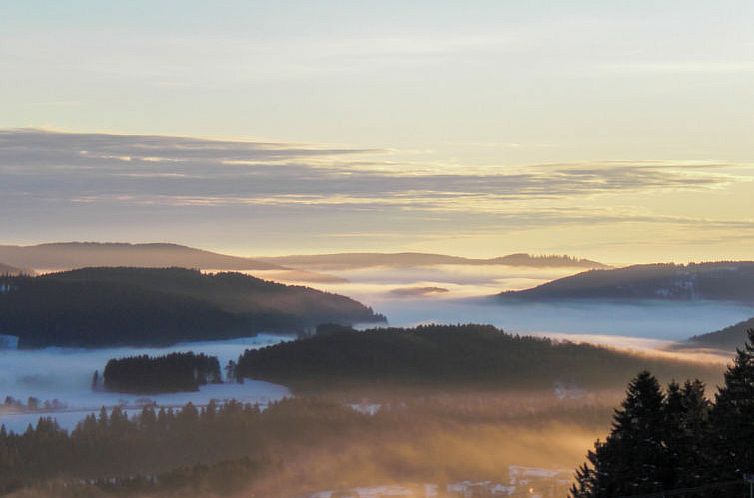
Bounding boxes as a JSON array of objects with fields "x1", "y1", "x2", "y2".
[{"x1": 1, "y1": 1, "x2": 753, "y2": 263}]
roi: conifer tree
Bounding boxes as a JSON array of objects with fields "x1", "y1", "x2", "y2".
[
  {"x1": 711, "y1": 329, "x2": 754, "y2": 479},
  {"x1": 663, "y1": 379, "x2": 711, "y2": 490},
  {"x1": 571, "y1": 371, "x2": 668, "y2": 497}
]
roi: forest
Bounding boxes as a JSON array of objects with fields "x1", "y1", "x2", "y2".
[
  {"x1": 234, "y1": 324, "x2": 720, "y2": 390},
  {"x1": 500, "y1": 262, "x2": 754, "y2": 303},
  {"x1": 0, "y1": 267, "x2": 384, "y2": 347},
  {"x1": 571, "y1": 329, "x2": 754, "y2": 497},
  {"x1": 102, "y1": 352, "x2": 222, "y2": 393},
  {"x1": 0, "y1": 393, "x2": 610, "y2": 497}
]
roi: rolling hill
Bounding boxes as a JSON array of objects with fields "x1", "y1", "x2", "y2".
[
  {"x1": 0, "y1": 242, "x2": 345, "y2": 283},
  {"x1": 499, "y1": 262, "x2": 754, "y2": 303},
  {"x1": 259, "y1": 252, "x2": 608, "y2": 270},
  {"x1": 0, "y1": 267, "x2": 384, "y2": 348},
  {"x1": 686, "y1": 317, "x2": 754, "y2": 351}
]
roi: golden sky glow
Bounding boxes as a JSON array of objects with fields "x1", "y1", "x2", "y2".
[{"x1": 1, "y1": 2, "x2": 753, "y2": 263}]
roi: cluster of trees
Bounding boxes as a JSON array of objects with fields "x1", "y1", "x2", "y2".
[
  {"x1": 491, "y1": 253, "x2": 607, "y2": 268},
  {"x1": 234, "y1": 324, "x2": 719, "y2": 389},
  {"x1": 571, "y1": 329, "x2": 754, "y2": 497},
  {"x1": 3, "y1": 396, "x2": 66, "y2": 412},
  {"x1": 103, "y1": 352, "x2": 222, "y2": 393},
  {"x1": 0, "y1": 267, "x2": 384, "y2": 347}
]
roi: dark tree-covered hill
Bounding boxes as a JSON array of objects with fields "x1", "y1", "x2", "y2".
[
  {"x1": 686, "y1": 317, "x2": 754, "y2": 351},
  {"x1": 0, "y1": 268, "x2": 384, "y2": 348},
  {"x1": 234, "y1": 324, "x2": 720, "y2": 390},
  {"x1": 499, "y1": 262, "x2": 754, "y2": 303}
]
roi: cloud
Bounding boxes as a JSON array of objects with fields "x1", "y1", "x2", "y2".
[
  {"x1": 1, "y1": 129, "x2": 752, "y2": 254},
  {"x1": 0, "y1": 129, "x2": 738, "y2": 204}
]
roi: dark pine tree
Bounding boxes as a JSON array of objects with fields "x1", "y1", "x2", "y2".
[
  {"x1": 710, "y1": 329, "x2": 754, "y2": 480},
  {"x1": 571, "y1": 371, "x2": 668, "y2": 497},
  {"x1": 663, "y1": 379, "x2": 712, "y2": 491}
]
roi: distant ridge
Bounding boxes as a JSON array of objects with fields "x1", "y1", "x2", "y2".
[
  {"x1": 0, "y1": 242, "x2": 281, "y2": 270},
  {"x1": 686, "y1": 317, "x2": 754, "y2": 351},
  {"x1": 259, "y1": 252, "x2": 608, "y2": 270},
  {"x1": 0, "y1": 242, "x2": 346, "y2": 283},
  {"x1": 499, "y1": 262, "x2": 754, "y2": 303}
]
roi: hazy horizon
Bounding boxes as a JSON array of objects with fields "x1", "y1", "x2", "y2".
[
  {"x1": 3, "y1": 1, "x2": 754, "y2": 263},
  {"x1": 1, "y1": 128, "x2": 751, "y2": 263}
]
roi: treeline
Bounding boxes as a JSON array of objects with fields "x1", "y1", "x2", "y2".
[
  {"x1": 571, "y1": 329, "x2": 754, "y2": 497},
  {"x1": 0, "y1": 398, "x2": 366, "y2": 495},
  {"x1": 0, "y1": 267, "x2": 384, "y2": 347},
  {"x1": 234, "y1": 324, "x2": 720, "y2": 389},
  {"x1": 3, "y1": 396, "x2": 66, "y2": 412},
  {"x1": 103, "y1": 352, "x2": 222, "y2": 393}
]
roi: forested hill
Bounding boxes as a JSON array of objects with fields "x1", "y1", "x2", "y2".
[
  {"x1": 0, "y1": 268, "x2": 384, "y2": 348},
  {"x1": 686, "y1": 317, "x2": 754, "y2": 351},
  {"x1": 499, "y1": 262, "x2": 754, "y2": 303},
  {"x1": 234, "y1": 324, "x2": 720, "y2": 390}
]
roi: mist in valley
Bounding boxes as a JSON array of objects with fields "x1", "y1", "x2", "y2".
[
  {"x1": 0, "y1": 334, "x2": 292, "y2": 433},
  {"x1": 0, "y1": 262, "x2": 749, "y2": 498},
  {"x1": 285, "y1": 264, "x2": 754, "y2": 345}
]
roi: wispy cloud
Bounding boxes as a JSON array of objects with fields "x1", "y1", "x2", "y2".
[
  {"x1": 0, "y1": 129, "x2": 738, "y2": 203},
  {"x1": 1, "y1": 129, "x2": 752, "y2": 257}
]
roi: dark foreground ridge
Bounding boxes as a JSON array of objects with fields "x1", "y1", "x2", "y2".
[
  {"x1": 234, "y1": 323, "x2": 720, "y2": 390},
  {"x1": 0, "y1": 267, "x2": 384, "y2": 348}
]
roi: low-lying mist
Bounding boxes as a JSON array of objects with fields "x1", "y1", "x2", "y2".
[
  {"x1": 0, "y1": 335, "x2": 292, "y2": 433},
  {"x1": 6, "y1": 390, "x2": 619, "y2": 498},
  {"x1": 255, "y1": 263, "x2": 754, "y2": 343}
]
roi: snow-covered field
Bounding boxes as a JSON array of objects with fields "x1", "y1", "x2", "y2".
[{"x1": 0, "y1": 334, "x2": 292, "y2": 433}]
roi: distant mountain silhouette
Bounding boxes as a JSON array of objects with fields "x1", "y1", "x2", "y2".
[
  {"x1": 389, "y1": 286, "x2": 450, "y2": 297},
  {"x1": 0, "y1": 267, "x2": 384, "y2": 348},
  {"x1": 259, "y1": 252, "x2": 608, "y2": 270},
  {"x1": 685, "y1": 317, "x2": 754, "y2": 351},
  {"x1": 499, "y1": 262, "x2": 754, "y2": 303},
  {"x1": 0, "y1": 242, "x2": 345, "y2": 283}
]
